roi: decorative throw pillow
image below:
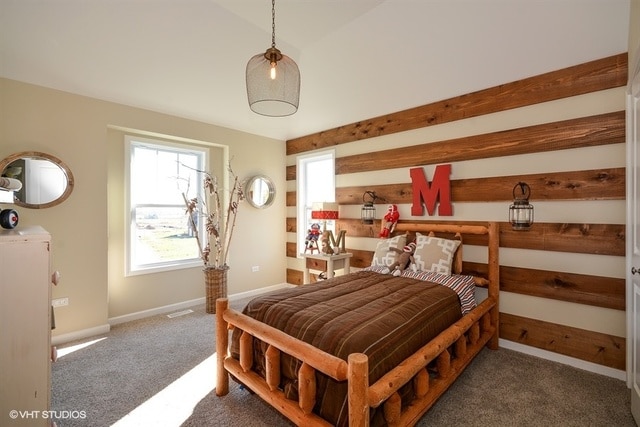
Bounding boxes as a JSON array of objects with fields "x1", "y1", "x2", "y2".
[
  {"x1": 401, "y1": 270, "x2": 477, "y2": 315},
  {"x1": 371, "y1": 234, "x2": 407, "y2": 267},
  {"x1": 413, "y1": 233, "x2": 461, "y2": 274}
]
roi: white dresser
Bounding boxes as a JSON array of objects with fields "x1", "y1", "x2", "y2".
[{"x1": 0, "y1": 226, "x2": 51, "y2": 426}]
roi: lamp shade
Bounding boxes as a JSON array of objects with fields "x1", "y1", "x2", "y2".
[
  {"x1": 246, "y1": 49, "x2": 300, "y2": 117},
  {"x1": 311, "y1": 202, "x2": 339, "y2": 220}
]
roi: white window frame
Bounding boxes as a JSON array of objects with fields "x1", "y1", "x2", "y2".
[
  {"x1": 124, "y1": 135, "x2": 207, "y2": 276},
  {"x1": 296, "y1": 150, "x2": 336, "y2": 255}
]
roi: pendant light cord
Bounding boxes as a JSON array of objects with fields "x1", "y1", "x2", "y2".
[{"x1": 271, "y1": 0, "x2": 276, "y2": 48}]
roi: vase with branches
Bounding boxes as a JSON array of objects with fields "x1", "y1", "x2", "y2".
[{"x1": 182, "y1": 165, "x2": 243, "y2": 312}]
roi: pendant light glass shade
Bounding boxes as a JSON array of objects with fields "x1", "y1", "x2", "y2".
[
  {"x1": 246, "y1": 48, "x2": 300, "y2": 116},
  {"x1": 246, "y1": 0, "x2": 300, "y2": 117}
]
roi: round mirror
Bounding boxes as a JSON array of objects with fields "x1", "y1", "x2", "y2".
[
  {"x1": 245, "y1": 175, "x2": 275, "y2": 209},
  {"x1": 0, "y1": 151, "x2": 74, "y2": 209}
]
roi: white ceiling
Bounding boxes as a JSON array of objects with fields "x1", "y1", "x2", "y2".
[{"x1": 0, "y1": 0, "x2": 631, "y2": 141}]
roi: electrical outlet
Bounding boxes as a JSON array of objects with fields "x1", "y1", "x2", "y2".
[
  {"x1": 251, "y1": 266, "x2": 260, "y2": 272},
  {"x1": 52, "y1": 297, "x2": 69, "y2": 307}
]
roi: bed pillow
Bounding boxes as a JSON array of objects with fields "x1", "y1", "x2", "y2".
[
  {"x1": 401, "y1": 270, "x2": 477, "y2": 315},
  {"x1": 370, "y1": 234, "x2": 407, "y2": 267},
  {"x1": 413, "y1": 233, "x2": 461, "y2": 275}
]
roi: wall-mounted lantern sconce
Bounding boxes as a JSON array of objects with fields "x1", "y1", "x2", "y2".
[
  {"x1": 361, "y1": 191, "x2": 381, "y2": 224},
  {"x1": 509, "y1": 182, "x2": 534, "y2": 230}
]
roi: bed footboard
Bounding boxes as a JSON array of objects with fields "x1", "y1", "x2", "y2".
[
  {"x1": 216, "y1": 297, "x2": 342, "y2": 427},
  {"x1": 216, "y1": 295, "x2": 497, "y2": 427}
]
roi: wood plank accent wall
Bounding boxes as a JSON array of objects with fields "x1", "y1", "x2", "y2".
[
  {"x1": 501, "y1": 313, "x2": 625, "y2": 370},
  {"x1": 285, "y1": 53, "x2": 628, "y2": 373},
  {"x1": 286, "y1": 167, "x2": 625, "y2": 206},
  {"x1": 286, "y1": 112, "x2": 625, "y2": 180},
  {"x1": 286, "y1": 53, "x2": 627, "y2": 155},
  {"x1": 288, "y1": 220, "x2": 625, "y2": 257}
]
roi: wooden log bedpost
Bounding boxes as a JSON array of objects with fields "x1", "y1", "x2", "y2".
[
  {"x1": 383, "y1": 392, "x2": 401, "y2": 425},
  {"x1": 487, "y1": 222, "x2": 500, "y2": 350},
  {"x1": 239, "y1": 331, "x2": 253, "y2": 372},
  {"x1": 299, "y1": 362, "x2": 317, "y2": 414},
  {"x1": 216, "y1": 298, "x2": 230, "y2": 396},
  {"x1": 265, "y1": 345, "x2": 281, "y2": 391},
  {"x1": 349, "y1": 353, "x2": 370, "y2": 427}
]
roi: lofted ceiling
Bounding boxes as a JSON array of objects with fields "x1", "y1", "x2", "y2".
[{"x1": 0, "y1": 0, "x2": 631, "y2": 141}]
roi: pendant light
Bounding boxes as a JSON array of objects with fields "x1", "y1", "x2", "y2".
[{"x1": 246, "y1": 0, "x2": 300, "y2": 117}]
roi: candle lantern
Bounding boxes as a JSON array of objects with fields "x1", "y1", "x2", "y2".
[
  {"x1": 509, "y1": 182, "x2": 534, "y2": 230},
  {"x1": 361, "y1": 191, "x2": 379, "y2": 224}
]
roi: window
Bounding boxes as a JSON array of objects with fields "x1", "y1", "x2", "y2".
[
  {"x1": 296, "y1": 150, "x2": 335, "y2": 254},
  {"x1": 125, "y1": 136, "x2": 207, "y2": 275}
]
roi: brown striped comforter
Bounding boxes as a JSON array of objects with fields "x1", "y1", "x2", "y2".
[{"x1": 231, "y1": 270, "x2": 463, "y2": 426}]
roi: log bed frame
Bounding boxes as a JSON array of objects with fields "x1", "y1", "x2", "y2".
[{"x1": 215, "y1": 222, "x2": 500, "y2": 426}]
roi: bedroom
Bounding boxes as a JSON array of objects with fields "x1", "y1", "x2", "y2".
[{"x1": 0, "y1": 0, "x2": 638, "y2": 425}]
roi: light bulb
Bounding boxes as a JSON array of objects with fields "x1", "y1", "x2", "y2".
[{"x1": 270, "y1": 62, "x2": 277, "y2": 80}]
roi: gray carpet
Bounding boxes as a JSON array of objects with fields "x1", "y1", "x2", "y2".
[{"x1": 52, "y1": 299, "x2": 636, "y2": 426}]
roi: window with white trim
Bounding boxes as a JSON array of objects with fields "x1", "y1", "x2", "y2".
[
  {"x1": 296, "y1": 150, "x2": 336, "y2": 254},
  {"x1": 125, "y1": 136, "x2": 206, "y2": 275}
]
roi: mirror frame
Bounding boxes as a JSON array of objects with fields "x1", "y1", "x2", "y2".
[
  {"x1": 0, "y1": 151, "x2": 75, "y2": 209},
  {"x1": 245, "y1": 175, "x2": 275, "y2": 209}
]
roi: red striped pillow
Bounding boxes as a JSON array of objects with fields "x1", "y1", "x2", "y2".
[{"x1": 400, "y1": 270, "x2": 477, "y2": 315}]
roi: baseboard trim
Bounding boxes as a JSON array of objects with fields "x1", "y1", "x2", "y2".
[
  {"x1": 108, "y1": 283, "x2": 292, "y2": 326},
  {"x1": 499, "y1": 339, "x2": 627, "y2": 381},
  {"x1": 52, "y1": 324, "x2": 111, "y2": 346},
  {"x1": 108, "y1": 297, "x2": 207, "y2": 326},
  {"x1": 228, "y1": 282, "x2": 293, "y2": 302},
  {"x1": 52, "y1": 284, "x2": 294, "y2": 345}
]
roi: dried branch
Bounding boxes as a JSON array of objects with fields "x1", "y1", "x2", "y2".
[
  {"x1": 181, "y1": 163, "x2": 242, "y2": 269},
  {"x1": 221, "y1": 170, "x2": 244, "y2": 267}
]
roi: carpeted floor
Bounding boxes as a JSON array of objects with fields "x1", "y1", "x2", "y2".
[{"x1": 52, "y1": 300, "x2": 636, "y2": 426}]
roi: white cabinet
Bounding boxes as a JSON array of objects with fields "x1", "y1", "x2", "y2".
[{"x1": 0, "y1": 226, "x2": 51, "y2": 426}]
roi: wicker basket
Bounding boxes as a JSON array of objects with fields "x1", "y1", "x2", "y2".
[{"x1": 204, "y1": 267, "x2": 228, "y2": 314}]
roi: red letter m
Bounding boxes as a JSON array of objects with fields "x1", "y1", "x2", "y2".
[{"x1": 410, "y1": 164, "x2": 452, "y2": 216}]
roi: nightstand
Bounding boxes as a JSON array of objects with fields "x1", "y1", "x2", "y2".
[{"x1": 302, "y1": 252, "x2": 353, "y2": 284}]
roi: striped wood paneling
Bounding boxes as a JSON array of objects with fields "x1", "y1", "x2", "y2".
[
  {"x1": 287, "y1": 167, "x2": 625, "y2": 206},
  {"x1": 286, "y1": 53, "x2": 627, "y2": 155},
  {"x1": 500, "y1": 313, "x2": 625, "y2": 370},
  {"x1": 285, "y1": 53, "x2": 628, "y2": 370},
  {"x1": 301, "y1": 220, "x2": 625, "y2": 256},
  {"x1": 286, "y1": 111, "x2": 625, "y2": 180},
  {"x1": 286, "y1": 222, "x2": 624, "y2": 311}
]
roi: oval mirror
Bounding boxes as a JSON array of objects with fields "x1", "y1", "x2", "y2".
[
  {"x1": 0, "y1": 151, "x2": 74, "y2": 209},
  {"x1": 245, "y1": 175, "x2": 275, "y2": 209}
]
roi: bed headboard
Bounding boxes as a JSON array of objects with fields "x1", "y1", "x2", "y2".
[{"x1": 392, "y1": 221, "x2": 499, "y2": 291}]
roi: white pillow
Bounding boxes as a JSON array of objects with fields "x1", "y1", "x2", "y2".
[
  {"x1": 371, "y1": 234, "x2": 407, "y2": 267},
  {"x1": 413, "y1": 233, "x2": 461, "y2": 275}
]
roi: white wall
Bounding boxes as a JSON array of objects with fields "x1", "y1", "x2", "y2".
[
  {"x1": 631, "y1": 0, "x2": 640, "y2": 70},
  {"x1": 0, "y1": 78, "x2": 287, "y2": 339}
]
